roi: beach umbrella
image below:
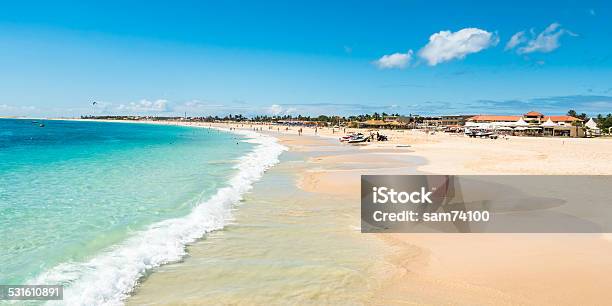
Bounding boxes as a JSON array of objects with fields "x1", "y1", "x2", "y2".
[
  {"x1": 541, "y1": 118, "x2": 557, "y2": 127},
  {"x1": 514, "y1": 118, "x2": 529, "y2": 126},
  {"x1": 585, "y1": 118, "x2": 599, "y2": 129}
]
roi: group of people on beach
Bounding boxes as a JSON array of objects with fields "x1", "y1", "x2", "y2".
[
  {"x1": 228, "y1": 123, "x2": 390, "y2": 142},
  {"x1": 297, "y1": 127, "x2": 317, "y2": 136}
]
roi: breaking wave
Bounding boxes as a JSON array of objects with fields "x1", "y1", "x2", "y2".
[{"x1": 31, "y1": 128, "x2": 286, "y2": 306}]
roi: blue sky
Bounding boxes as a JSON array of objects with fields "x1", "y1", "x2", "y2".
[{"x1": 0, "y1": 0, "x2": 611, "y2": 117}]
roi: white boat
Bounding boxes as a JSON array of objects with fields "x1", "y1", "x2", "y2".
[
  {"x1": 475, "y1": 130, "x2": 492, "y2": 138},
  {"x1": 347, "y1": 134, "x2": 369, "y2": 143},
  {"x1": 340, "y1": 133, "x2": 361, "y2": 142},
  {"x1": 339, "y1": 134, "x2": 353, "y2": 142}
]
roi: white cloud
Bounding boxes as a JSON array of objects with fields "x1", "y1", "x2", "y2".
[
  {"x1": 374, "y1": 50, "x2": 413, "y2": 69},
  {"x1": 505, "y1": 31, "x2": 526, "y2": 50},
  {"x1": 117, "y1": 99, "x2": 169, "y2": 112},
  {"x1": 179, "y1": 100, "x2": 224, "y2": 110},
  {"x1": 0, "y1": 104, "x2": 36, "y2": 111},
  {"x1": 0, "y1": 104, "x2": 39, "y2": 116},
  {"x1": 418, "y1": 28, "x2": 498, "y2": 66},
  {"x1": 513, "y1": 23, "x2": 576, "y2": 54},
  {"x1": 267, "y1": 104, "x2": 283, "y2": 115},
  {"x1": 266, "y1": 104, "x2": 296, "y2": 116}
]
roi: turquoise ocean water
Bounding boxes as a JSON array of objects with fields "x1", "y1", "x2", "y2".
[{"x1": 0, "y1": 119, "x2": 284, "y2": 304}]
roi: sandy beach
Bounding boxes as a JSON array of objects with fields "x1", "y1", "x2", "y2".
[
  {"x1": 218, "y1": 122, "x2": 612, "y2": 305},
  {"x1": 66, "y1": 119, "x2": 612, "y2": 305},
  {"x1": 256, "y1": 123, "x2": 612, "y2": 305}
]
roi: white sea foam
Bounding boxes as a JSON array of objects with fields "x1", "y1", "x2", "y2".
[{"x1": 31, "y1": 128, "x2": 287, "y2": 306}]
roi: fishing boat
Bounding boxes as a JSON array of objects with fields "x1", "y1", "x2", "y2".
[
  {"x1": 347, "y1": 134, "x2": 369, "y2": 143},
  {"x1": 339, "y1": 133, "x2": 360, "y2": 142},
  {"x1": 339, "y1": 134, "x2": 353, "y2": 142}
]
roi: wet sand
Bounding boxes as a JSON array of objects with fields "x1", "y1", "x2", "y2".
[{"x1": 127, "y1": 135, "x2": 398, "y2": 305}]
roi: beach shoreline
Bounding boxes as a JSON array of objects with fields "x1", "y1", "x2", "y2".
[
  {"x1": 53, "y1": 118, "x2": 612, "y2": 304},
  {"x1": 16, "y1": 118, "x2": 289, "y2": 305}
]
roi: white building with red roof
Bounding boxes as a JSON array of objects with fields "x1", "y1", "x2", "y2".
[
  {"x1": 466, "y1": 111, "x2": 585, "y2": 137},
  {"x1": 468, "y1": 111, "x2": 582, "y2": 126}
]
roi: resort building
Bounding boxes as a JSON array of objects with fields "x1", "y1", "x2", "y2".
[
  {"x1": 466, "y1": 111, "x2": 585, "y2": 137},
  {"x1": 440, "y1": 115, "x2": 474, "y2": 127},
  {"x1": 404, "y1": 115, "x2": 475, "y2": 129},
  {"x1": 468, "y1": 112, "x2": 582, "y2": 126},
  {"x1": 421, "y1": 116, "x2": 442, "y2": 127},
  {"x1": 383, "y1": 116, "x2": 399, "y2": 123},
  {"x1": 359, "y1": 116, "x2": 408, "y2": 129},
  {"x1": 468, "y1": 115, "x2": 522, "y2": 123}
]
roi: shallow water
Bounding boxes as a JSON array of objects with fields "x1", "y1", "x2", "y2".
[
  {"x1": 127, "y1": 139, "x2": 394, "y2": 305},
  {"x1": 0, "y1": 119, "x2": 281, "y2": 304}
]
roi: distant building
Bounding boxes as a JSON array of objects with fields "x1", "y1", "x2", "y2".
[
  {"x1": 523, "y1": 111, "x2": 545, "y2": 124},
  {"x1": 421, "y1": 116, "x2": 442, "y2": 127},
  {"x1": 466, "y1": 111, "x2": 586, "y2": 137},
  {"x1": 468, "y1": 115, "x2": 522, "y2": 123},
  {"x1": 468, "y1": 111, "x2": 582, "y2": 126},
  {"x1": 359, "y1": 116, "x2": 408, "y2": 129},
  {"x1": 383, "y1": 116, "x2": 399, "y2": 123},
  {"x1": 440, "y1": 115, "x2": 474, "y2": 126},
  {"x1": 410, "y1": 115, "x2": 473, "y2": 128}
]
